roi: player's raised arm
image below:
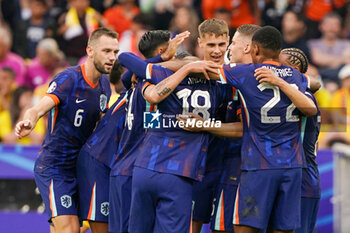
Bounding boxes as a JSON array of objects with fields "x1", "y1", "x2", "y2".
[
  {"x1": 160, "y1": 31, "x2": 190, "y2": 61},
  {"x1": 121, "y1": 31, "x2": 190, "y2": 89},
  {"x1": 254, "y1": 67, "x2": 317, "y2": 116},
  {"x1": 142, "y1": 61, "x2": 220, "y2": 104},
  {"x1": 15, "y1": 96, "x2": 56, "y2": 138}
]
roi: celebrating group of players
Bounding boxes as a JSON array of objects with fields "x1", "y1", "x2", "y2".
[{"x1": 15, "y1": 18, "x2": 321, "y2": 233}]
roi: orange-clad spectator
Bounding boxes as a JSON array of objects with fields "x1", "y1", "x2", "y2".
[
  {"x1": 103, "y1": 0, "x2": 140, "y2": 36},
  {"x1": 201, "y1": 0, "x2": 260, "y2": 29},
  {"x1": 305, "y1": 0, "x2": 345, "y2": 22},
  {"x1": 118, "y1": 13, "x2": 151, "y2": 58},
  {"x1": 303, "y1": 0, "x2": 347, "y2": 39}
]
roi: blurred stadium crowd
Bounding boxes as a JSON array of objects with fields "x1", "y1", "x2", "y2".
[{"x1": 0, "y1": 0, "x2": 349, "y2": 148}]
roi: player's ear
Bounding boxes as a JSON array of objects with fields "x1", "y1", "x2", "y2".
[
  {"x1": 244, "y1": 43, "x2": 250, "y2": 54},
  {"x1": 157, "y1": 45, "x2": 166, "y2": 55},
  {"x1": 86, "y1": 45, "x2": 94, "y2": 58},
  {"x1": 197, "y1": 37, "x2": 203, "y2": 48}
]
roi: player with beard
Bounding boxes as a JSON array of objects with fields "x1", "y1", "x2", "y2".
[{"x1": 15, "y1": 28, "x2": 119, "y2": 233}]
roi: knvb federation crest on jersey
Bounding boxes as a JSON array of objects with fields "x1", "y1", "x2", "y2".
[{"x1": 100, "y1": 94, "x2": 107, "y2": 111}]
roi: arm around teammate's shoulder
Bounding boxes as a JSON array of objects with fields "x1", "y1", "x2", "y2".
[
  {"x1": 254, "y1": 67, "x2": 317, "y2": 117},
  {"x1": 15, "y1": 96, "x2": 56, "y2": 139},
  {"x1": 278, "y1": 81, "x2": 317, "y2": 116},
  {"x1": 142, "y1": 64, "x2": 192, "y2": 104},
  {"x1": 142, "y1": 61, "x2": 220, "y2": 104}
]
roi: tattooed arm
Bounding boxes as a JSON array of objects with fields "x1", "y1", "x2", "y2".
[{"x1": 142, "y1": 61, "x2": 219, "y2": 104}]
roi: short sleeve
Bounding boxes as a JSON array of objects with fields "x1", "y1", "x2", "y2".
[
  {"x1": 121, "y1": 54, "x2": 163, "y2": 90},
  {"x1": 45, "y1": 72, "x2": 73, "y2": 105},
  {"x1": 218, "y1": 63, "x2": 246, "y2": 88},
  {"x1": 302, "y1": 74, "x2": 311, "y2": 89},
  {"x1": 146, "y1": 64, "x2": 172, "y2": 84}
]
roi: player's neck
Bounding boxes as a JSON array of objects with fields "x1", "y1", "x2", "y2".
[
  {"x1": 83, "y1": 61, "x2": 102, "y2": 86},
  {"x1": 242, "y1": 56, "x2": 252, "y2": 64},
  {"x1": 256, "y1": 55, "x2": 279, "y2": 64},
  {"x1": 261, "y1": 58, "x2": 279, "y2": 63}
]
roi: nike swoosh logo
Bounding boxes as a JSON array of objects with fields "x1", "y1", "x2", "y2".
[{"x1": 76, "y1": 99, "x2": 86, "y2": 103}]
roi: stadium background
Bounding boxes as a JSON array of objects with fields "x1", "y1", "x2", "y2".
[{"x1": 0, "y1": 0, "x2": 350, "y2": 232}]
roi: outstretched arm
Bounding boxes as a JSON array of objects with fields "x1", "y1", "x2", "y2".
[
  {"x1": 143, "y1": 61, "x2": 219, "y2": 104},
  {"x1": 254, "y1": 67, "x2": 317, "y2": 116},
  {"x1": 121, "y1": 54, "x2": 163, "y2": 89},
  {"x1": 118, "y1": 52, "x2": 148, "y2": 78},
  {"x1": 15, "y1": 96, "x2": 56, "y2": 138}
]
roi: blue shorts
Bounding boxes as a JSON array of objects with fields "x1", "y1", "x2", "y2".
[
  {"x1": 192, "y1": 170, "x2": 221, "y2": 223},
  {"x1": 109, "y1": 175, "x2": 132, "y2": 233},
  {"x1": 34, "y1": 169, "x2": 78, "y2": 221},
  {"x1": 210, "y1": 183, "x2": 238, "y2": 232},
  {"x1": 295, "y1": 197, "x2": 320, "y2": 233},
  {"x1": 233, "y1": 168, "x2": 302, "y2": 230},
  {"x1": 77, "y1": 150, "x2": 110, "y2": 222},
  {"x1": 129, "y1": 167, "x2": 193, "y2": 233}
]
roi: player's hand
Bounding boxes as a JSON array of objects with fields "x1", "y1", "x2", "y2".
[
  {"x1": 161, "y1": 31, "x2": 190, "y2": 61},
  {"x1": 254, "y1": 67, "x2": 283, "y2": 86},
  {"x1": 15, "y1": 120, "x2": 33, "y2": 139},
  {"x1": 185, "y1": 61, "x2": 220, "y2": 80},
  {"x1": 176, "y1": 113, "x2": 204, "y2": 132}
]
